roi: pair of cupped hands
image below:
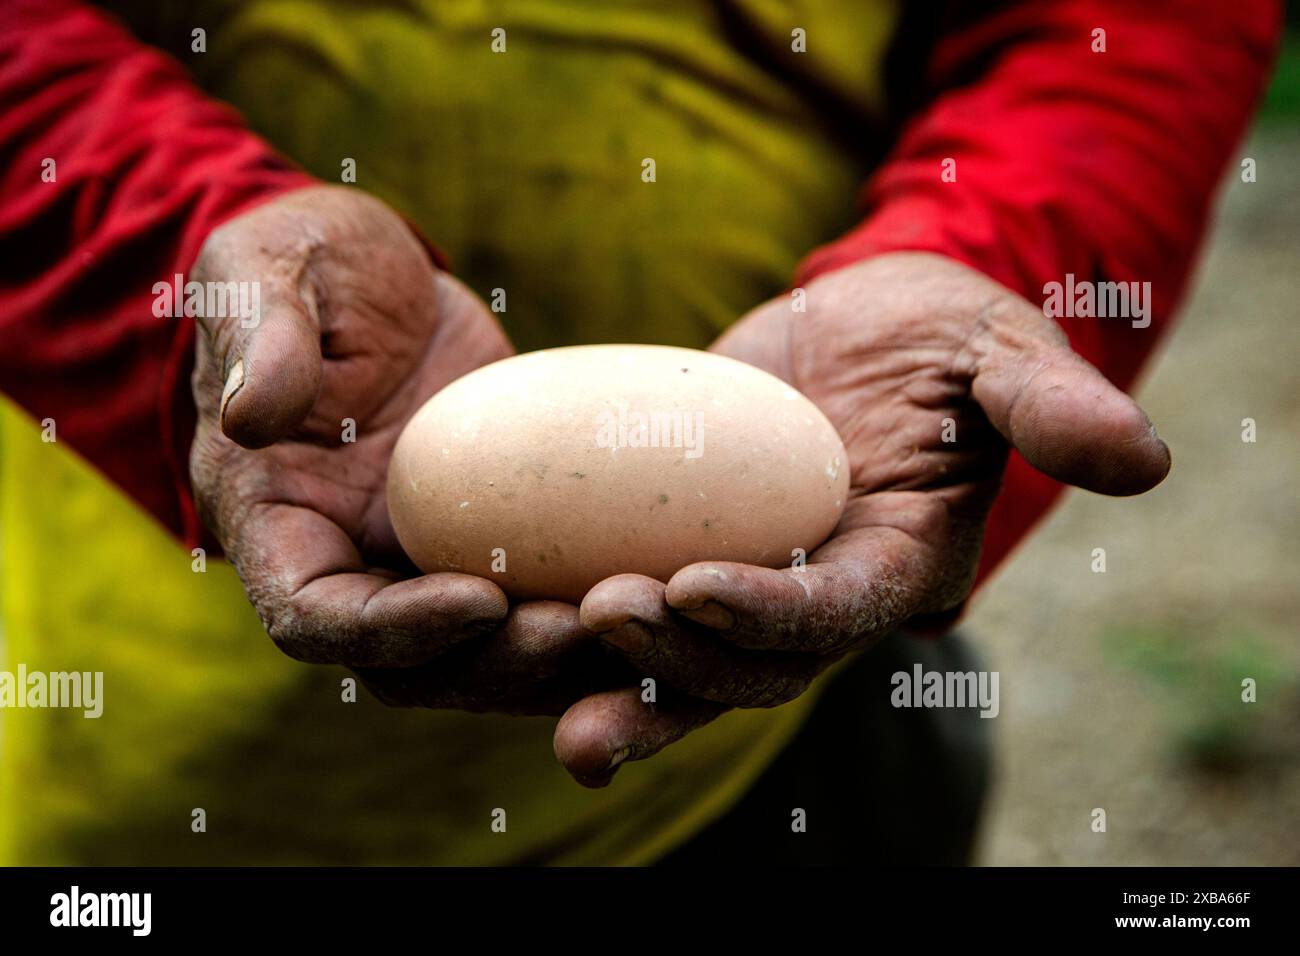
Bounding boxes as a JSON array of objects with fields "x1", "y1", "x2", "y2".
[{"x1": 190, "y1": 186, "x2": 1170, "y2": 786}]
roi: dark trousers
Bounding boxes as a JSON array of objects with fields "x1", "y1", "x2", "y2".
[{"x1": 660, "y1": 630, "x2": 993, "y2": 866}]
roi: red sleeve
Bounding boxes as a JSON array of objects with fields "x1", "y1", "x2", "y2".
[
  {"x1": 795, "y1": 0, "x2": 1281, "y2": 589},
  {"x1": 0, "y1": 0, "x2": 316, "y2": 546}
]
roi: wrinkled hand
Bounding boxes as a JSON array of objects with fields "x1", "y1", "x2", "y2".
[
  {"x1": 190, "y1": 186, "x2": 626, "y2": 715},
  {"x1": 556, "y1": 252, "x2": 1171, "y2": 783}
]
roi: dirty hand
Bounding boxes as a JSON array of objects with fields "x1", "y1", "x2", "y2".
[
  {"x1": 190, "y1": 186, "x2": 627, "y2": 714},
  {"x1": 556, "y1": 252, "x2": 1171, "y2": 784}
]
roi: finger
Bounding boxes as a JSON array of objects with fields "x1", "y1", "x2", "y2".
[
  {"x1": 231, "y1": 501, "x2": 507, "y2": 666},
  {"x1": 663, "y1": 490, "x2": 980, "y2": 652},
  {"x1": 663, "y1": 559, "x2": 894, "y2": 655},
  {"x1": 193, "y1": 237, "x2": 323, "y2": 449},
  {"x1": 355, "y1": 601, "x2": 633, "y2": 714},
  {"x1": 553, "y1": 687, "x2": 727, "y2": 788},
  {"x1": 580, "y1": 574, "x2": 823, "y2": 707},
  {"x1": 967, "y1": 301, "x2": 1171, "y2": 496}
]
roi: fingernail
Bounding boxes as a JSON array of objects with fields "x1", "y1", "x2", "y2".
[
  {"x1": 1143, "y1": 414, "x2": 1162, "y2": 442},
  {"x1": 607, "y1": 746, "x2": 632, "y2": 771},
  {"x1": 601, "y1": 620, "x2": 653, "y2": 654},
  {"x1": 684, "y1": 600, "x2": 735, "y2": 631},
  {"x1": 220, "y1": 359, "x2": 245, "y2": 426}
]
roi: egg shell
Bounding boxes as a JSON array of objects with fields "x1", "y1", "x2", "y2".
[{"x1": 386, "y1": 344, "x2": 849, "y2": 603}]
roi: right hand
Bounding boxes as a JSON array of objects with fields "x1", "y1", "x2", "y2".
[{"x1": 189, "y1": 186, "x2": 632, "y2": 715}]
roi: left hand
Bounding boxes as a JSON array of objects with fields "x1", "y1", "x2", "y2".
[{"x1": 554, "y1": 252, "x2": 1171, "y2": 785}]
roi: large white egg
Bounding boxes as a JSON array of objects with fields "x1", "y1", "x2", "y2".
[{"x1": 387, "y1": 344, "x2": 849, "y2": 602}]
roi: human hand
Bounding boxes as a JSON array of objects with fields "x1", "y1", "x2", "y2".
[
  {"x1": 190, "y1": 186, "x2": 626, "y2": 715},
  {"x1": 558, "y1": 252, "x2": 1170, "y2": 781}
]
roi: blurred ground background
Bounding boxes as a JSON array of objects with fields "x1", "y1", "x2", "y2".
[{"x1": 966, "y1": 39, "x2": 1300, "y2": 865}]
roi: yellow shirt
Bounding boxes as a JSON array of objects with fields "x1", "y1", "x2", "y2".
[{"x1": 0, "y1": 0, "x2": 897, "y2": 864}]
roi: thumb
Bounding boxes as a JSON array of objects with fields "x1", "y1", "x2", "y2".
[
  {"x1": 200, "y1": 275, "x2": 323, "y2": 450},
  {"x1": 553, "y1": 689, "x2": 726, "y2": 788},
  {"x1": 969, "y1": 305, "x2": 1171, "y2": 497}
]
